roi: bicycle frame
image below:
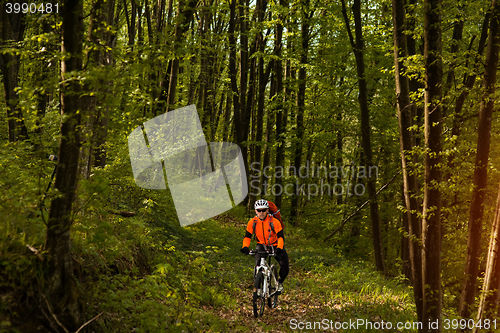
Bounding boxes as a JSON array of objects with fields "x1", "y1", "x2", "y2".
[{"x1": 253, "y1": 250, "x2": 279, "y2": 298}]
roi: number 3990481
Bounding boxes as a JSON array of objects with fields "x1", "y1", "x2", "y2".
[{"x1": 5, "y1": 3, "x2": 59, "y2": 14}]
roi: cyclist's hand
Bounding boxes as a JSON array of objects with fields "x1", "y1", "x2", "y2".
[
  {"x1": 276, "y1": 248, "x2": 284, "y2": 255},
  {"x1": 241, "y1": 247, "x2": 250, "y2": 255}
]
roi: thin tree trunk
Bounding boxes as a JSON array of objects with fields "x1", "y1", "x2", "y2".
[
  {"x1": 446, "y1": 13, "x2": 489, "y2": 201},
  {"x1": 229, "y1": 0, "x2": 252, "y2": 207},
  {"x1": 228, "y1": 0, "x2": 240, "y2": 125},
  {"x1": 475, "y1": 183, "x2": 500, "y2": 333},
  {"x1": 236, "y1": 0, "x2": 250, "y2": 168},
  {"x1": 124, "y1": 0, "x2": 136, "y2": 48},
  {"x1": 244, "y1": 5, "x2": 257, "y2": 212},
  {"x1": 341, "y1": 0, "x2": 385, "y2": 273},
  {"x1": 406, "y1": 0, "x2": 424, "y2": 149},
  {"x1": 261, "y1": 66, "x2": 275, "y2": 197},
  {"x1": 290, "y1": 0, "x2": 309, "y2": 223},
  {"x1": 95, "y1": 0, "x2": 115, "y2": 168},
  {"x1": 80, "y1": 0, "x2": 115, "y2": 177},
  {"x1": 392, "y1": 0, "x2": 423, "y2": 324},
  {"x1": 33, "y1": 20, "x2": 54, "y2": 153},
  {"x1": 422, "y1": 0, "x2": 443, "y2": 330},
  {"x1": 248, "y1": 0, "x2": 268, "y2": 207},
  {"x1": 460, "y1": 0, "x2": 500, "y2": 322},
  {"x1": 401, "y1": 188, "x2": 412, "y2": 281},
  {"x1": 145, "y1": 0, "x2": 154, "y2": 44},
  {"x1": 166, "y1": 0, "x2": 197, "y2": 110},
  {"x1": 442, "y1": 6, "x2": 464, "y2": 105},
  {"x1": 273, "y1": 0, "x2": 285, "y2": 208},
  {"x1": 223, "y1": 87, "x2": 233, "y2": 142},
  {"x1": 335, "y1": 105, "x2": 343, "y2": 205},
  {"x1": 254, "y1": 7, "x2": 267, "y2": 171},
  {"x1": 155, "y1": 0, "x2": 166, "y2": 33},
  {"x1": 0, "y1": 8, "x2": 28, "y2": 142}
]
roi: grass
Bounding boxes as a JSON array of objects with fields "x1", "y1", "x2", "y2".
[
  {"x1": 78, "y1": 210, "x2": 418, "y2": 332},
  {"x1": 1, "y1": 198, "x2": 418, "y2": 332}
]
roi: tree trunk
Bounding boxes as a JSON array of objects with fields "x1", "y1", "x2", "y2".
[
  {"x1": 124, "y1": 0, "x2": 137, "y2": 48},
  {"x1": 422, "y1": 0, "x2": 443, "y2": 330},
  {"x1": 0, "y1": 7, "x2": 28, "y2": 142},
  {"x1": 44, "y1": 0, "x2": 84, "y2": 330},
  {"x1": 33, "y1": 20, "x2": 55, "y2": 153},
  {"x1": 290, "y1": 0, "x2": 309, "y2": 223},
  {"x1": 336, "y1": 108, "x2": 343, "y2": 205},
  {"x1": 446, "y1": 12, "x2": 489, "y2": 209},
  {"x1": 261, "y1": 65, "x2": 276, "y2": 197},
  {"x1": 442, "y1": 6, "x2": 464, "y2": 104},
  {"x1": 460, "y1": 0, "x2": 500, "y2": 321},
  {"x1": 273, "y1": 0, "x2": 285, "y2": 208},
  {"x1": 236, "y1": 0, "x2": 250, "y2": 162},
  {"x1": 406, "y1": 0, "x2": 424, "y2": 149},
  {"x1": 228, "y1": 0, "x2": 240, "y2": 132},
  {"x1": 248, "y1": 0, "x2": 269, "y2": 207},
  {"x1": 342, "y1": 0, "x2": 385, "y2": 273},
  {"x1": 392, "y1": 0, "x2": 423, "y2": 323},
  {"x1": 450, "y1": 12, "x2": 489, "y2": 141},
  {"x1": 475, "y1": 182, "x2": 500, "y2": 332},
  {"x1": 165, "y1": 0, "x2": 197, "y2": 110},
  {"x1": 229, "y1": 0, "x2": 252, "y2": 208},
  {"x1": 244, "y1": 4, "x2": 258, "y2": 212},
  {"x1": 80, "y1": 0, "x2": 115, "y2": 177}
]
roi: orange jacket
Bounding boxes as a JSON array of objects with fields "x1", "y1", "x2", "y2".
[{"x1": 242, "y1": 214, "x2": 284, "y2": 249}]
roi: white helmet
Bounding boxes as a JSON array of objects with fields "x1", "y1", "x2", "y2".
[{"x1": 254, "y1": 199, "x2": 269, "y2": 210}]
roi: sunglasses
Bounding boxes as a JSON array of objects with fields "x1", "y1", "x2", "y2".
[{"x1": 256, "y1": 209, "x2": 268, "y2": 213}]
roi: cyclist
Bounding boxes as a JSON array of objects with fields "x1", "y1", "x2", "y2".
[{"x1": 241, "y1": 199, "x2": 289, "y2": 293}]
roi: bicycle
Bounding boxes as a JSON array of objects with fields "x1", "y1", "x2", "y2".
[{"x1": 248, "y1": 246, "x2": 280, "y2": 318}]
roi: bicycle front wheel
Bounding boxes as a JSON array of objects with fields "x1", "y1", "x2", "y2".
[{"x1": 253, "y1": 271, "x2": 265, "y2": 317}]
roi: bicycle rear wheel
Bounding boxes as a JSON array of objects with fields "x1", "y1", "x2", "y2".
[
  {"x1": 253, "y1": 271, "x2": 265, "y2": 317},
  {"x1": 268, "y1": 265, "x2": 278, "y2": 308}
]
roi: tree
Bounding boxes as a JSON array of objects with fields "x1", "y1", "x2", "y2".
[
  {"x1": 422, "y1": 0, "x2": 443, "y2": 329},
  {"x1": 475, "y1": 183, "x2": 500, "y2": 331},
  {"x1": 229, "y1": 0, "x2": 256, "y2": 207},
  {"x1": 460, "y1": 0, "x2": 500, "y2": 321},
  {"x1": 166, "y1": 0, "x2": 197, "y2": 110},
  {"x1": 289, "y1": 0, "x2": 311, "y2": 222},
  {"x1": 341, "y1": 0, "x2": 385, "y2": 273},
  {"x1": 247, "y1": 0, "x2": 270, "y2": 207},
  {"x1": 0, "y1": 3, "x2": 28, "y2": 141},
  {"x1": 80, "y1": 0, "x2": 116, "y2": 178},
  {"x1": 44, "y1": 0, "x2": 84, "y2": 330},
  {"x1": 271, "y1": 0, "x2": 285, "y2": 208},
  {"x1": 392, "y1": 0, "x2": 423, "y2": 322}
]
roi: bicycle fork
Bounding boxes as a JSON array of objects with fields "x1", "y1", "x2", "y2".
[
  {"x1": 254, "y1": 267, "x2": 269, "y2": 297},
  {"x1": 269, "y1": 266, "x2": 280, "y2": 296}
]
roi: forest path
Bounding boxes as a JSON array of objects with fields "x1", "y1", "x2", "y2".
[{"x1": 186, "y1": 216, "x2": 416, "y2": 333}]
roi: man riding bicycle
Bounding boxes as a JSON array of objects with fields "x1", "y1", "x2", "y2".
[{"x1": 241, "y1": 199, "x2": 289, "y2": 293}]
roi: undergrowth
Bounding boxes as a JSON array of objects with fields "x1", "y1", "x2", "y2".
[{"x1": 1, "y1": 143, "x2": 418, "y2": 332}]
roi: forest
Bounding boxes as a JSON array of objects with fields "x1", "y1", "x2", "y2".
[{"x1": 2, "y1": 0, "x2": 500, "y2": 331}]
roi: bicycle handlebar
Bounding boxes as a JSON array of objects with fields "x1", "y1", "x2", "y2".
[{"x1": 249, "y1": 249, "x2": 276, "y2": 257}]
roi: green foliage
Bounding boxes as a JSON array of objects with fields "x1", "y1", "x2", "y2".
[
  {"x1": 3, "y1": 0, "x2": 500, "y2": 329},
  {"x1": 0, "y1": 135, "x2": 416, "y2": 331}
]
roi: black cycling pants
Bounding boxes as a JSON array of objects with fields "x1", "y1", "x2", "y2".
[{"x1": 254, "y1": 243, "x2": 289, "y2": 284}]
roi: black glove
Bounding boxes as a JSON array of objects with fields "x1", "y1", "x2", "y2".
[
  {"x1": 241, "y1": 247, "x2": 250, "y2": 255},
  {"x1": 276, "y1": 248, "x2": 284, "y2": 255}
]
